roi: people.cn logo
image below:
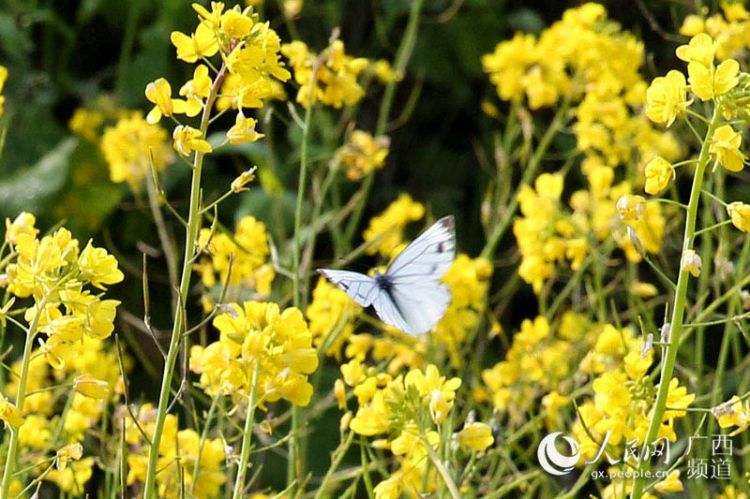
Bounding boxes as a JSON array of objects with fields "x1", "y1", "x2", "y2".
[{"x1": 537, "y1": 432, "x2": 580, "y2": 476}]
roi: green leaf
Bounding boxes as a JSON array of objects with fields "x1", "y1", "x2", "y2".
[{"x1": 0, "y1": 137, "x2": 78, "y2": 220}]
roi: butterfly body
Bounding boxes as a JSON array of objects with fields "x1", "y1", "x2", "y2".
[{"x1": 318, "y1": 215, "x2": 455, "y2": 335}]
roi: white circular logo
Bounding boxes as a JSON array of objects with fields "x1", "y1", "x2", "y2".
[{"x1": 537, "y1": 432, "x2": 580, "y2": 476}]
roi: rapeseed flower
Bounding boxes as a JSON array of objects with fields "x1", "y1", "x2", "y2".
[
  {"x1": 728, "y1": 202, "x2": 750, "y2": 232},
  {"x1": 190, "y1": 301, "x2": 318, "y2": 406},
  {"x1": 710, "y1": 124, "x2": 745, "y2": 172},
  {"x1": 363, "y1": 194, "x2": 425, "y2": 258},
  {"x1": 335, "y1": 130, "x2": 390, "y2": 181},
  {"x1": 100, "y1": 112, "x2": 173, "y2": 191},
  {"x1": 643, "y1": 156, "x2": 675, "y2": 194}
]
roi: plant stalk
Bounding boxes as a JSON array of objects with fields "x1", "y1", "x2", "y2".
[
  {"x1": 142, "y1": 64, "x2": 227, "y2": 499},
  {"x1": 630, "y1": 105, "x2": 721, "y2": 499}
]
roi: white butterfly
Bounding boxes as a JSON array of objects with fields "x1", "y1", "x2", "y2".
[{"x1": 318, "y1": 215, "x2": 455, "y2": 335}]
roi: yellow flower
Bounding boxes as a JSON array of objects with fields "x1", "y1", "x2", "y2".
[
  {"x1": 350, "y1": 390, "x2": 390, "y2": 436},
  {"x1": 643, "y1": 156, "x2": 675, "y2": 194},
  {"x1": 78, "y1": 241, "x2": 124, "y2": 289},
  {"x1": 46, "y1": 457, "x2": 94, "y2": 494},
  {"x1": 457, "y1": 422, "x2": 494, "y2": 452},
  {"x1": 5, "y1": 212, "x2": 38, "y2": 245},
  {"x1": 664, "y1": 377, "x2": 695, "y2": 420},
  {"x1": 616, "y1": 194, "x2": 646, "y2": 224},
  {"x1": 654, "y1": 470, "x2": 684, "y2": 494},
  {"x1": 281, "y1": 39, "x2": 371, "y2": 108},
  {"x1": 679, "y1": 15, "x2": 705, "y2": 36},
  {"x1": 405, "y1": 364, "x2": 462, "y2": 424},
  {"x1": 220, "y1": 9, "x2": 254, "y2": 39},
  {"x1": 191, "y1": 301, "x2": 318, "y2": 407},
  {"x1": 336, "y1": 130, "x2": 390, "y2": 181},
  {"x1": 170, "y1": 22, "x2": 219, "y2": 63},
  {"x1": 676, "y1": 33, "x2": 716, "y2": 67},
  {"x1": 688, "y1": 59, "x2": 740, "y2": 101},
  {"x1": 0, "y1": 65, "x2": 7, "y2": 117},
  {"x1": 0, "y1": 394, "x2": 24, "y2": 428},
  {"x1": 363, "y1": 194, "x2": 424, "y2": 258},
  {"x1": 230, "y1": 168, "x2": 256, "y2": 193},
  {"x1": 728, "y1": 202, "x2": 750, "y2": 232},
  {"x1": 145, "y1": 78, "x2": 184, "y2": 124},
  {"x1": 714, "y1": 396, "x2": 750, "y2": 430},
  {"x1": 227, "y1": 114, "x2": 264, "y2": 144},
  {"x1": 100, "y1": 112, "x2": 173, "y2": 192},
  {"x1": 178, "y1": 64, "x2": 213, "y2": 117},
  {"x1": 195, "y1": 215, "x2": 274, "y2": 295},
  {"x1": 645, "y1": 70, "x2": 689, "y2": 126},
  {"x1": 172, "y1": 125, "x2": 213, "y2": 156},
  {"x1": 710, "y1": 124, "x2": 745, "y2": 172}
]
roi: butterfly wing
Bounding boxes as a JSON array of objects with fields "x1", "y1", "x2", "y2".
[
  {"x1": 316, "y1": 269, "x2": 379, "y2": 307},
  {"x1": 370, "y1": 291, "x2": 413, "y2": 333},
  {"x1": 386, "y1": 215, "x2": 456, "y2": 281},
  {"x1": 381, "y1": 216, "x2": 456, "y2": 335},
  {"x1": 388, "y1": 282, "x2": 451, "y2": 334},
  {"x1": 319, "y1": 216, "x2": 456, "y2": 335}
]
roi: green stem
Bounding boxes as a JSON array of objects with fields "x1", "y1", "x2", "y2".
[
  {"x1": 288, "y1": 69, "x2": 316, "y2": 494},
  {"x1": 630, "y1": 105, "x2": 721, "y2": 499},
  {"x1": 142, "y1": 63, "x2": 227, "y2": 499},
  {"x1": 232, "y1": 362, "x2": 260, "y2": 499},
  {"x1": 0, "y1": 294, "x2": 49, "y2": 498},
  {"x1": 313, "y1": 431, "x2": 355, "y2": 499},
  {"x1": 424, "y1": 435, "x2": 460, "y2": 499}
]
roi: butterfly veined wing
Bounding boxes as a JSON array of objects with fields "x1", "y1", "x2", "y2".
[
  {"x1": 380, "y1": 216, "x2": 456, "y2": 334},
  {"x1": 315, "y1": 269, "x2": 379, "y2": 307},
  {"x1": 388, "y1": 282, "x2": 452, "y2": 335},
  {"x1": 385, "y1": 215, "x2": 456, "y2": 281},
  {"x1": 318, "y1": 215, "x2": 457, "y2": 335},
  {"x1": 370, "y1": 291, "x2": 413, "y2": 334}
]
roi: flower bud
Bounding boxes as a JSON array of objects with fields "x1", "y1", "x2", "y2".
[
  {"x1": 73, "y1": 374, "x2": 111, "y2": 400},
  {"x1": 681, "y1": 249, "x2": 702, "y2": 277},
  {"x1": 231, "y1": 167, "x2": 257, "y2": 193}
]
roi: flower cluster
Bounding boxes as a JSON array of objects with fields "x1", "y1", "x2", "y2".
[
  {"x1": 125, "y1": 405, "x2": 226, "y2": 498},
  {"x1": 335, "y1": 130, "x2": 390, "y2": 181},
  {"x1": 482, "y1": 3, "x2": 681, "y2": 169},
  {"x1": 101, "y1": 112, "x2": 174, "y2": 191},
  {"x1": 306, "y1": 277, "x2": 361, "y2": 358},
  {"x1": 481, "y1": 314, "x2": 586, "y2": 425},
  {"x1": 281, "y1": 40, "x2": 393, "y2": 108},
  {"x1": 433, "y1": 254, "x2": 492, "y2": 368},
  {"x1": 362, "y1": 194, "x2": 425, "y2": 258},
  {"x1": 3, "y1": 213, "x2": 124, "y2": 369},
  {"x1": 195, "y1": 215, "x2": 275, "y2": 309},
  {"x1": 643, "y1": 33, "x2": 744, "y2": 196},
  {"x1": 573, "y1": 329, "x2": 695, "y2": 458},
  {"x1": 513, "y1": 171, "x2": 665, "y2": 293},
  {"x1": 680, "y1": 2, "x2": 750, "y2": 61},
  {"x1": 340, "y1": 362, "x2": 491, "y2": 497},
  {"x1": 147, "y1": 2, "x2": 291, "y2": 156},
  {"x1": 0, "y1": 213, "x2": 125, "y2": 495},
  {"x1": 190, "y1": 301, "x2": 318, "y2": 406}
]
